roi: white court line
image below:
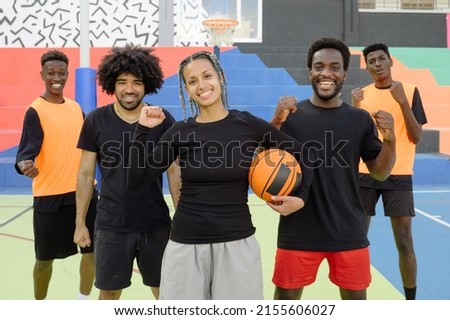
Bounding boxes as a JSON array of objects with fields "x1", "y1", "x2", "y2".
[
  {"x1": 415, "y1": 208, "x2": 450, "y2": 229},
  {"x1": 414, "y1": 190, "x2": 450, "y2": 194},
  {"x1": 413, "y1": 188, "x2": 450, "y2": 228}
]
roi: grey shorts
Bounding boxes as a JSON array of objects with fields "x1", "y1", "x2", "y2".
[
  {"x1": 359, "y1": 187, "x2": 415, "y2": 217},
  {"x1": 94, "y1": 227, "x2": 170, "y2": 291},
  {"x1": 160, "y1": 235, "x2": 264, "y2": 300}
]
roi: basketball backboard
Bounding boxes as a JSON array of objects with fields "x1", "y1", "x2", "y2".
[{"x1": 175, "y1": 0, "x2": 262, "y2": 45}]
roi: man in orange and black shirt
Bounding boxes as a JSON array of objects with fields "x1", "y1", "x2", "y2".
[
  {"x1": 352, "y1": 43, "x2": 427, "y2": 300},
  {"x1": 15, "y1": 50, "x2": 97, "y2": 300}
]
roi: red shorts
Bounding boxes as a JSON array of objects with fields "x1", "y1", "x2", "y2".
[{"x1": 272, "y1": 247, "x2": 371, "y2": 291}]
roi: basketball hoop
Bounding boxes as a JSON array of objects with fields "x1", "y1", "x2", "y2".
[{"x1": 202, "y1": 19, "x2": 239, "y2": 47}]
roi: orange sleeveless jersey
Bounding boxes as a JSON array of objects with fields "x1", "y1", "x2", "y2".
[
  {"x1": 358, "y1": 82, "x2": 416, "y2": 175},
  {"x1": 31, "y1": 97, "x2": 84, "y2": 196}
]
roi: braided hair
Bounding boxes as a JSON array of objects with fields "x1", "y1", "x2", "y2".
[{"x1": 177, "y1": 51, "x2": 229, "y2": 121}]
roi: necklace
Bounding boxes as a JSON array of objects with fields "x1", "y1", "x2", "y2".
[{"x1": 114, "y1": 102, "x2": 141, "y2": 123}]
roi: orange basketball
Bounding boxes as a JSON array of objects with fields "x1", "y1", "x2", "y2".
[{"x1": 248, "y1": 148, "x2": 302, "y2": 202}]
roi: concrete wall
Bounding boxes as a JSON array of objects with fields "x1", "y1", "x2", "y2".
[
  {"x1": 244, "y1": 0, "x2": 347, "y2": 47},
  {"x1": 238, "y1": 0, "x2": 447, "y2": 48},
  {"x1": 359, "y1": 12, "x2": 447, "y2": 47}
]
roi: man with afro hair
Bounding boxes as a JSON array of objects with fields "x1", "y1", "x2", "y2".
[{"x1": 74, "y1": 44, "x2": 181, "y2": 300}]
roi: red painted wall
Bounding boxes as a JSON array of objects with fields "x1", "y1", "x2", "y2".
[{"x1": 0, "y1": 47, "x2": 232, "y2": 151}]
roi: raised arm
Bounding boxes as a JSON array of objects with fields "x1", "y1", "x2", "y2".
[
  {"x1": 390, "y1": 82, "x2": 423, "y2": 144},
  {"x1": 127, "y1": 107, "x2": 175, "y2": 191},
  {"x1": 365, "y1": 110, "x2": 396, "y2": 181},
  {"x1": 351, "y1": 87, "x2": 364, "y2": 107},
  {"x1": 270, "y1": 96, "x2": 298, "y2": 129}
]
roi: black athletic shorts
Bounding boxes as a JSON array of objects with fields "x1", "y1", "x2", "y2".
[
  {"x1": 359, "y1": 187, "x2": 415, "y2": 217},
  {"x1": 94, "y1": 227, "x2": 170, "y2": 290},
  {"x1": 33, "y1": 197, "x2": 97, "y2": 260}
]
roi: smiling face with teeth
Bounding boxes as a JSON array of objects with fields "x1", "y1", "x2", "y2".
[
  {"x1": 309, "y1": 48, "x2": 347, "y2": 107},
  {"x1": 183, "y1": 58, "x2": 224, "y2": 111},
  {"x1": 114, "y1": 72, "x2": 146, "y2": 111},
  {"x1": 40, "y1": 60, "x2": 69, "y2": 103}
]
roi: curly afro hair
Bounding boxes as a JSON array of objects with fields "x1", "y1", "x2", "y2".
[{"x1": 97, "y1": 43, "x2": 164, "y2": 96}]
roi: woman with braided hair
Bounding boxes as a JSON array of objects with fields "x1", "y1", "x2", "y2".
[{"x1": 127, "y1": 50, "x2": 315, "y2": 300}]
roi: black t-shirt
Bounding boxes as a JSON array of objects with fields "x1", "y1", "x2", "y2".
[
  {"x1": 77, "y1": 104, "x2": 173, "y2": 232},
  {"x1": 128, "y1": 109, "x2": 314, "y2": 244},
  {"x1": 278, "y1": 99, "x2": 382, "y2": 251}
]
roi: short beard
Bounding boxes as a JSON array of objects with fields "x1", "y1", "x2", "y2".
[
  {"x1": 117, "y1": 100, "x2": 142, "y2": 111},
  {"x1": 312, "y1": 81, "x2": 344, "y2": 101}
]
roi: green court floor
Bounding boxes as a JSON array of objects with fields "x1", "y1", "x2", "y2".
[{"x1": 0, "y1": 194, "x2": 403, "y2": 300}]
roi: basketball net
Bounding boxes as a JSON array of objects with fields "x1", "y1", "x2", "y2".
[{"x1": 202, "y1": 19, "x2": 239, "y2": 47}]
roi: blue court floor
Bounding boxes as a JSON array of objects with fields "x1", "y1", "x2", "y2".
[{"x1": 369, "y1": 184, "x2": 450, "y2": 300}]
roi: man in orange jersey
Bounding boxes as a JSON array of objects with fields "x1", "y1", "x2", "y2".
[
  {"x1": 15, "y1": 50, "x2": 97, "y2": 300},
  {"x1": 352, "y1": 43, "x2": 428, "y2": 300}
]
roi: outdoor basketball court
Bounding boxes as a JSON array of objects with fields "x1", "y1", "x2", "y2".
[
  {"x1": 2, "y1": 185, "x2": 448, "y2": 300},
  {"x1": 0, "y1": 0, "x2": 448, "y2": 303}
]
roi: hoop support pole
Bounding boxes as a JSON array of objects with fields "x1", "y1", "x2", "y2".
[{"x1": 214, "y1": 45, "x2": 220, "y2": 60}]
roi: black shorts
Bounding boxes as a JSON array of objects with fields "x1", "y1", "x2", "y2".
[
  {"x1": 94, "y1": 227, "x2": 170, "y2": 290},
  {"x1": 359, "y1": 187, "x2": 415, "y2": 217},
  {"x1": 33, "y1": 197, "x2": 97, "y2": 260}
]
